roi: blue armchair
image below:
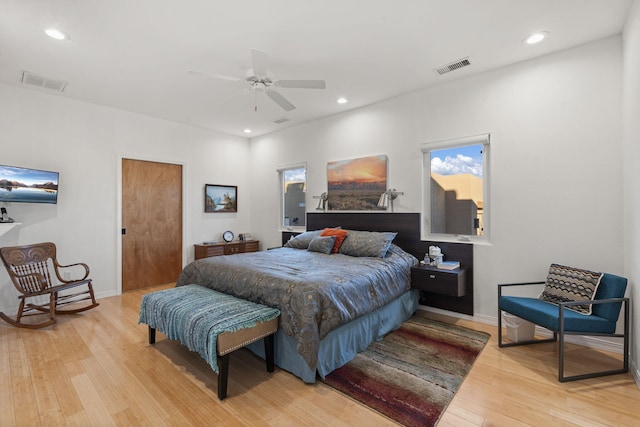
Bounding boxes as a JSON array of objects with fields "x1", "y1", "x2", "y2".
[{"x1": 498, "y1": 271, "x2": 629, "y2": 382}]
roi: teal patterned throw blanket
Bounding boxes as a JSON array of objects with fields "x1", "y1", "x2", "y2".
[{"x1": 139, "y1": 284, "x2": 281, "y2": 373}]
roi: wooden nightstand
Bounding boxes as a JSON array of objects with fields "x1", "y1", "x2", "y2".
[
  {"x1": 411, "y1": 264, "x2": 467, "y2": 297},
  {"x1": 194, "y1": 240, "x2": 260, "y2": 260}
]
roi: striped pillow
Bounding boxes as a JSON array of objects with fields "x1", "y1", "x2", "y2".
[{"x1": 538, "y1": 264, "x2": 603, "y2": 315}]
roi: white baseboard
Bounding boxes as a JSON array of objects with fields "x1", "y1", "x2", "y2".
[{"x1": 632, "y1": 359, "x2": 640, "y2": 388}]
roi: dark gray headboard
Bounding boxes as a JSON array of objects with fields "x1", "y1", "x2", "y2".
[{"x1": 306, "y1": 212, "x2": 422, "y2": 259}]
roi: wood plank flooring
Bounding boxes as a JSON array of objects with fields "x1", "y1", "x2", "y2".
[{"x1": 1, "y1": 285, "x2": 639, "y2": 426}]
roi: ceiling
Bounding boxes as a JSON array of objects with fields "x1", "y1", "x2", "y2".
[{"x1": 0, "y1": 0, "x2": 632, "y2": 138}]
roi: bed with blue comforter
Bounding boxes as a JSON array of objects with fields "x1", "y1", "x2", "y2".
[
  {"x1": 176, "y1": 243, "x2": 418, "y2": 381},
  {"x1": 177, "y1": 213, "x2": 423, "y2": 382}
]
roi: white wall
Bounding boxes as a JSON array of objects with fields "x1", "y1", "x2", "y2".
[
  {"x1": 250, "y1": 37, "x2": 624, "y2": 324},
  {"x1": 0, "y1": 83, "x2": 251, "y2": 310},
  {"x1": 623, "y1": 0, "x2": 640, "y2": 382}
]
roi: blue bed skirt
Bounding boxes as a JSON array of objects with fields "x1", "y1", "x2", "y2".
[{"x1": 246, "y1": 289, "x2": 419, "y2": 383}]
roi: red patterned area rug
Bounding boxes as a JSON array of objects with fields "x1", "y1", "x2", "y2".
[{"x1": 322, "y1": 315, "x2": 490, "y2": 427}]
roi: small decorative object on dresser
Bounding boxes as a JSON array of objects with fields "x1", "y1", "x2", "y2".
[
  {"x1": 0, "y1": 207, "x2": 14, "y2": 223},
  {"x1": 222, "y1": 230, "x2": 234, "y2": 242}
]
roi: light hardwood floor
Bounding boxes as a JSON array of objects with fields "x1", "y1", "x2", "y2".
[{"x1": 1, "y1": 285, "x2": 639, "y2": 426}]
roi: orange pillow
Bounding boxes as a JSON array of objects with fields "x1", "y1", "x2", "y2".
[{"x1": 320, "y1": 228, "x2": 349, "y2": 254}]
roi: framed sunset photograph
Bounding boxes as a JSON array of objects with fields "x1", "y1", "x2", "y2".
[{"x1": 327, "y1": 155, "x2": 387, "y2": 210}]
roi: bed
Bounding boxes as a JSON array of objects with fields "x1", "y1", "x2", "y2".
[{"x1": 176, "y1": 212, "x2": 422, "y2": 383}]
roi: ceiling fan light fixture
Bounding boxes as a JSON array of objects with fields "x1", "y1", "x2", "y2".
[
  {"x1": 524, "y1": 31, "x2": 548, "y2": 45},
  {"x1": 44, "y1": 28, "x2": 69, "y2": 40},
  {"x1": 193, "y1": 49, "x2": 325, "y2": 114}
]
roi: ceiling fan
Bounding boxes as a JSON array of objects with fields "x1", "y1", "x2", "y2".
[{"x1": 189, "y1": 49, "x2": 326, "y2": 112}]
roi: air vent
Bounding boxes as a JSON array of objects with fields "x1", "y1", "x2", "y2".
[
  {"x1": 21, "y1": 71, "x2": 67, "y2": 92},
  {"x1": 273, "y1": 117, "x2": 290, "y2": 124},
  {"x1": 434, "y1": 57, "x2": 471, "y2": 75}
]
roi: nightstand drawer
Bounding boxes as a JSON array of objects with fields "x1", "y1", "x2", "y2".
[{"x1": 411, "y1": 266, "x2": 466, "y2": 296}]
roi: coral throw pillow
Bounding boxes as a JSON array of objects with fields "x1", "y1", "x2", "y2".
[{"x1": 320, "y1": 228, "x2": 349, "y2": 253}]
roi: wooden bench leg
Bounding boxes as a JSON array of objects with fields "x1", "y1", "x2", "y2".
[
  {"x1": 148, "y1": 326, "x2": 156, "y2": 345},
  {"x1": 264, "y1": 333, "x2": 275, "y2": 373},
  {"x1": 218, "y1": 354, "x2": 230, "y2": 400}
]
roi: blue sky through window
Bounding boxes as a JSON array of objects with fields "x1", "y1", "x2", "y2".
[
  {"x1": 430, "y1": 144, "x2": 483, "y2": 177},
  {"x1": 284, "y1": 168, "x2": 306, "y2": 182}
]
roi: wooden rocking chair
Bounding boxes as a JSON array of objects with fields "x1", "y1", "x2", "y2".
[{"x1": 0, "y1": 242, "x2": 99, "y2": 329}]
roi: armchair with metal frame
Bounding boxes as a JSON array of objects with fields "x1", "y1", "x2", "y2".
[{"x1": 498, "y1": 272, "x2": 629, "y2": 382}]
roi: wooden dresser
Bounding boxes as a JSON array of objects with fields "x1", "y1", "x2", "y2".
[{"x1": 194, "y1": 240, "x2": 260, "y2": 260}]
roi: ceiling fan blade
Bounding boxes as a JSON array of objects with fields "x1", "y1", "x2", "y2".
[
  {"x1": 251, "y1": 49, "x2": 269, "y2": 76},
  {"x1": 276, "y1": 80, "x2": 326, "y2": 89},
  {"x1": 266, "y1": 90, "x2": 296, "y2": 112},
  {"x1": 187, "y1": 69, "x2": 242, "y2": 82}
]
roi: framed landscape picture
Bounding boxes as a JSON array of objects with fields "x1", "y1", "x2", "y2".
[
  {"x1": 327, "y1": 155, "x2": 387, "y2": 210},
  {"x1": 204, "y1": 184, "x2": 237, "y2": 213}
]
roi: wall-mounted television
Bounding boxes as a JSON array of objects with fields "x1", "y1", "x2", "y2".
[{"x1": 0, "y1": 164, "x2": 59, "y2": 204}]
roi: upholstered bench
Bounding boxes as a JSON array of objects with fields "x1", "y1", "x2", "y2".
[{"x1": 139, "y1": 284, "x2": 280, "y2": 399}]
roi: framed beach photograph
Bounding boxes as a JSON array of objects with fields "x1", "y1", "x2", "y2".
[{"x1": 204, "y1": 184, "x2": 237, "y2": 213}]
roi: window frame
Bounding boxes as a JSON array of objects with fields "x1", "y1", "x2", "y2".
[
  {"x1": 421, "y1": 134, "x2": 490, "y2": 243},
  {"x1": 277, "y1": 163, "x2": 307, "y2": 231}
]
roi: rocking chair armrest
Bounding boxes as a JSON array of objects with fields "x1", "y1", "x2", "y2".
[{"x1": 56, "y1": 262, "x2": 90, "y2": 282}]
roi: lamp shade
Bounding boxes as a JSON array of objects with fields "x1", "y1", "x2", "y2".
[{"x1": 377, "y1": 192, "x2": 389, "y2": 208}]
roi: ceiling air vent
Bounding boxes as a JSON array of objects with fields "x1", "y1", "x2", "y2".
[
  {"x1": 273, "y1": 117, "x2": 290, "y2": 124},
  {"x1": 434, "y1": 57, "x2": 471, "y2": 75},
  {"x1": 21, "y1": 71, "x2": 68, "y2": 92}
]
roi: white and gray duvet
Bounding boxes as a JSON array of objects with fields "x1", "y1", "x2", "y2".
[{"x1": 175, "y1": 244, "x2": 417, "y2": 371}]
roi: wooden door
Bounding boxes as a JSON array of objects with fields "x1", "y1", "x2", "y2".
[{"x1": 122, "y1": 159, "x2": 183, "y2": 291}]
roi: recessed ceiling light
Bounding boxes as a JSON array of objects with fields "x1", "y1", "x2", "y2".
[
  {"x1": 243, "y1": 128, "x2": 252, "y2": 134},
  {"x1": 44, "y1": 28, "x2": 69, "y2": 40},
  {"x1": 337, "y1": 97, "x2": 348, "y2": 104},
  {"x1": 524, "y1": 31, "x2": 548, "y2": 45}
]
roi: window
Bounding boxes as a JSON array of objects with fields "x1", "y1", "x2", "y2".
[
  {"x1": 278, "y1": 164, "x2": 306, "y2": 229},
  {"x1": 421, "y1": 134, "x2": 490, "y2": 242}
]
